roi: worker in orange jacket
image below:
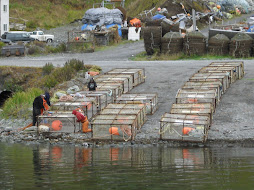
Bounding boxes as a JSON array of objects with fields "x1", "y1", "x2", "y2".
[
  {"x1": 22, "y1": 94, "x2": 49, "y2": 130},
  {"x1": 72, "y1": 109, "x2": 92, "y2": 133}
]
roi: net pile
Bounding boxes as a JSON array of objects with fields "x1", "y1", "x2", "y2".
[
  {"x1": 143, "y1": 26, "x2": 162, "y2": 55},
  {"x1": 208, "y1": 34, "x2": 230, "y2": 55},
  {"x1": 183, "y1": 31, "x2": 207, "y2": 56},
  {"x1": 161, "y1": 32, "x2": 183, "y2": 54},
  {"x1": 229, "y1": 32, "x2": 253, "y2": 57}
]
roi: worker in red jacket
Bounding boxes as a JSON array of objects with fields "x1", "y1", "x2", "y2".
[{"x1": 72, "y1": 109, "x2": 92, "y2": 133}]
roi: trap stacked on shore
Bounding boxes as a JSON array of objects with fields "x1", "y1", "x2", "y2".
[
  {"x1": 38, "y1": 68, "x2": 151, "y2": 137},
  {"x1": 160, "y1": 61, "x2": 244, "y2": 143}
]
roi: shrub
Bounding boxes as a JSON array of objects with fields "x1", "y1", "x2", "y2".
[
  {"x1": 4, "y1": 79, "x2": 23, "y2": 92},
  {"x1": 0, "y1": 42, "x2": 6, "y2": 49},
  {"x1": 43, "y1": 75, "x2": 58, "y2": 88},
  {"x1": 42, "y1": 62, "x2": 54, "y2": 75},
  {"x1": 65, "y1": 59, "x2": 84, "y2": 71},
  {"x1": 26, "y1": 21, "x2": 37, "y2": 29},
  {"x1": 34, "y1": 40, "x2": 46, "y2": 48},
  {"x1": 89, "y1": 65, "x2": 102, "y2": 72},
  {"x1": 28, "y1": 46, "x2": 41, "y2": 55}
]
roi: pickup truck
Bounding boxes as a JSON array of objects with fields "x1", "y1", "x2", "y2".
[{"x1": 30, "y1": 31, "x2": 54, "y2": 42}]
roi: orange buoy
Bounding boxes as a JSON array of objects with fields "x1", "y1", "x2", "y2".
[
  {"x1": 51, "y1": 120, "x2": 63, "y2": 131},
  {"x1": 182, "y1": 127, "x2": 194, "y2": 135},
  {"x1": 109, "y1": 127, "x2": 120, "y2": 135}
]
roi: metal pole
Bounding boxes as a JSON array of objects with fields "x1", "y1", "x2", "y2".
[{"x1": 192, "y1": 9, "x2": 196, "y2": 32}]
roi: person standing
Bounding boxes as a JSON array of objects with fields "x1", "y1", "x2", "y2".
[
  {"x1": 72, "y1": 109, "x2": 92, "y2": 133},
  {"x1": 87, "y1": 78, "x2": 97, "y2": 91}
]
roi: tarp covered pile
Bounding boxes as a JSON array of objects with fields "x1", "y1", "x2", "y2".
[{"x1": 82, "y1": 7, "x2": 123, "y2": 26}]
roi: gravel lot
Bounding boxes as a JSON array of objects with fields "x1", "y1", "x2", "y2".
[{"x1": 0, "y1": 43, "x2": 254, "y2": 143}]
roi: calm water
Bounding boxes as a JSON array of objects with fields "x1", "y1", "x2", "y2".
[{"x1": 1, "y1": 142, "x2": 254, "y2": 190}]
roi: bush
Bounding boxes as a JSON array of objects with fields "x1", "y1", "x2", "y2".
[
  {"x1": 4, "y1": 79, "x2": 23, "y2": 92},
  {"x1": 28, "y1": 46, "x2": 41, "y2": 55},
  {"x1": 43, "y1": 75, "x2": 58, "y2": 88},
  {"x1": 34, "y1": 41, "x2": 46, "y2": 48},
  {"x1": 65, "y1": 59, "x2": 84, "y2": 71},
  {"x1": 0, "y1": 42, "x2": 6, "y2": 49},
  {"x1": 42, "y1": 62, "x2": 54, "y2": 75},
  {"x1": 89, "y1": 65, "x2": 102, "y2": 72},
  {"x1": 26, "y1": 21, "x2": 37, "y2": 29},
  {"x1": 46, "y1": 43, "x2": 67, "y2": 54}
]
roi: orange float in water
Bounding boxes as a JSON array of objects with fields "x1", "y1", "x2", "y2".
[
  {"x1": 182, "y1": 127, "x2": 194, "y2": 135},
  {"x1": 51, "y1": 120, "x2": 63, "y2": 131}
]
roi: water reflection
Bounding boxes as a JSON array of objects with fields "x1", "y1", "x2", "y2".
[{"x1": 1, "y1": 142, "x2": 254, "y2": 189}]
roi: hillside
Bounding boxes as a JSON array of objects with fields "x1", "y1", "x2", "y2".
[{"x1": 10, "y1": 0, "x2": 207, "y2": 30}]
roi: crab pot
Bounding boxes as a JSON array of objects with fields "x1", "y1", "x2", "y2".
[
  {"x1": 37, "y1": 112, "x2": 77, "y2": 133},
  {"x1": 198, "y1": 66, "x2": 237, "y2": 84},
  {"x1": 105, "y1": 68, "x2": 145, "y2": 87},
  {"x1": 96, "y1": 82, "x2": 123, "y2": 102},
  {"x1": 50, "y1": 101, "x2": 96, "y2": 121},
  {"x1": 94, "y1": 74, "x2": 133, "y2": 93},
  {"x1": 91, "y1": 114, "x2": 138, "y2": 141},
  {"x1": 79, "y1": 90, "x2": 113, "y2": 111},
  {"x1": 105, "y1": 103, "x2": 147, "y2": 129},
  {"x1": 160, "y1": 113, "x2": 210, "y2": 142},
  {"x1": 95, "y1": 76, "x2": 131, "y2": 93},
  {"x1": 176, "y1": 89, "x2": 217, "y2": 111},
  {"x1": 189, "y1": 72, "x2": 230, "y2": 93},
  {"x1": 182, "y1": 81, "x2": 223, "y2": 102},
  {"x1": 116, "y1": 93, "x2": 158, "y2": 114},
  {"x1": 170, "y1": 103, "x2": 213, "y2": 125},
  {"x1": 209, "y1": 61, "x2": 244, "y2": 79},
  {"x1": 99, "y1": 107, "x2": 145, "y2": 130}
]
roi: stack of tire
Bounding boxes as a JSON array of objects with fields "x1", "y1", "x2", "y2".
[
  {"x1": 208, "y1": 34, "x2": 230, "y2": 55},
  {"x1": 183, "y1": 31, "x2": 207, "y2": 56},
  {"x1": 161, "y1": 32, "x2": 183, "y2": 55},
  {"x1": 229, "y1": 33, "x2": 253, "y2": 58},
  {"x1": 143, "y1": 26, "x2": 162, "y2": 55}
]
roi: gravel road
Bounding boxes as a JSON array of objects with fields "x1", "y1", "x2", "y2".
[{"x1": 0, "y1": 42, "x2": 254, "y2": 143}]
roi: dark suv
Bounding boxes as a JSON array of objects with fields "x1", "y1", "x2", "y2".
[{"x1": 3, "y1": 32, "x2": 35, "y2": 42}]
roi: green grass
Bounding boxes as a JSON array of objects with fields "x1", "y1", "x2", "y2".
[
  {"x1": 130, "y1": 51, "x2": 254, "y2": 61},
  {"x1": 1, "y1": 88, "x2": 43, "y2": 119}
]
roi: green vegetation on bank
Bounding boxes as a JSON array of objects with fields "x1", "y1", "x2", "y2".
[
  {"x1": 1, "y1": 88, "x2": 43, "y2": 119},
  {"x1": 130, "y1": 51, "x2": 254, "y2": 61},
  {"x1": 0, "y1": 59, "x2": 102, "y2": 119}
]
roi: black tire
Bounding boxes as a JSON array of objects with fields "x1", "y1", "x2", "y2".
[{"x1": 47, "y1": 39, "x2": 52, "y2": 43}]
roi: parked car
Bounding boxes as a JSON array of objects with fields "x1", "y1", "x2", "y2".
[
  {"x1": 30, "y1": 31, "x2": 54, "y2": 42},
  {"x1": 3, "y1": 31, "x2": 35, "y2": 42}
]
